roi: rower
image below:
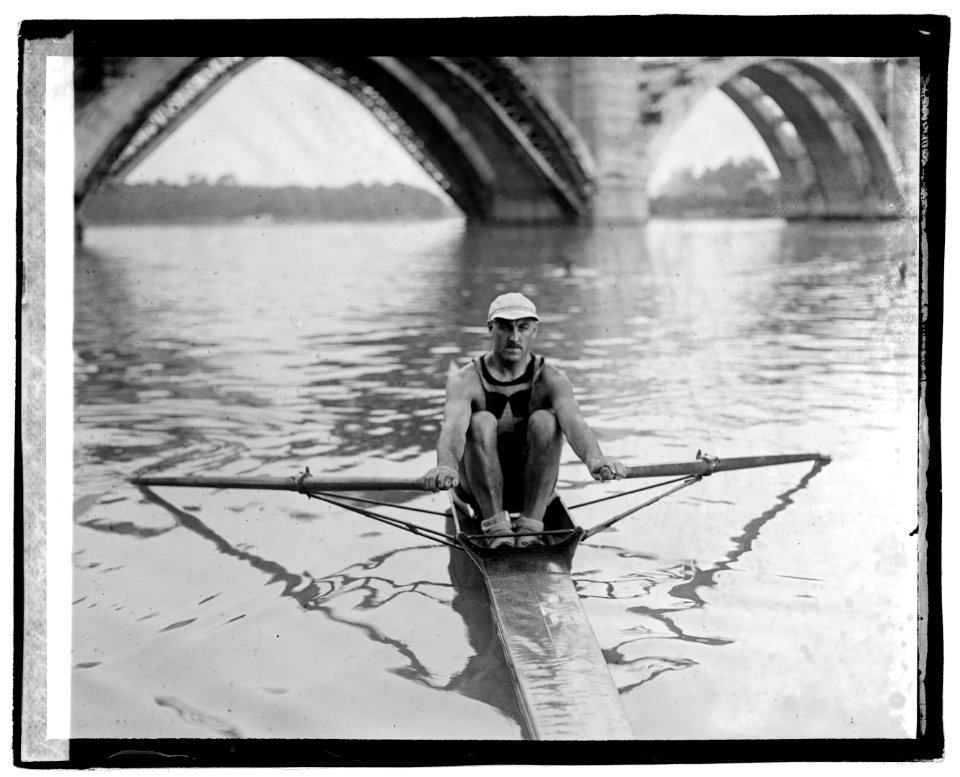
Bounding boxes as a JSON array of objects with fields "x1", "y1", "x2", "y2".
[{"x1": 420, "y1": 292, "x2": 626, "y2": 549}]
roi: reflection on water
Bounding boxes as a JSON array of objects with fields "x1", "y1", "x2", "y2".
[
  {"x1": 596, "y1": 459, "x2": 830, "y2": 666},
  {"x1": 154, "y1": 695, "x2": 244, "y2": 738},
  {"x1": 72, "y1": 218, "x2": 918, "y2": 740}
]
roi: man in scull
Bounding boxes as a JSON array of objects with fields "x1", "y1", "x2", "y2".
[{"x1": 421, "y1": 292, "x2": 625, "y2": 549}]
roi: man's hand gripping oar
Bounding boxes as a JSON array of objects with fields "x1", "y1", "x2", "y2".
[
  {"x1": 587, "y1": 455, "x2": 627, "y2": 482},
  {"x1": 420, "y1": 465, "x2": 460, "y2": 493}
]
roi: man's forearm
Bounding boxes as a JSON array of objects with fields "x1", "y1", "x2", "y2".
[
  {"x1": 563, "y1": 418, "x2": 604, "y2": 466},
  {"x1": 436, "y1": 426, "x2": 464, "y2": 470}
]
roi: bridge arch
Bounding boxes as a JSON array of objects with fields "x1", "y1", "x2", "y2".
[
  {"x1": 74, "y1": 56, "x2": 597, "y2": 224},
  {"x1": 639, "y1": 56, "x2": 908, "y2": 219}
]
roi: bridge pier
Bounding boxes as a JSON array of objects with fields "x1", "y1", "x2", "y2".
[
  {"x1": 486, "y1": 195, "x2": 572, "y2": 224},
  {"x1": 525, "y1": 57, "x2": 650, "y2": 224}
]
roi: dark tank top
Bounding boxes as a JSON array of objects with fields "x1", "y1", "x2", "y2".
[{"x1": 473, "y1": 354, "x2": 546, "y2": 442}]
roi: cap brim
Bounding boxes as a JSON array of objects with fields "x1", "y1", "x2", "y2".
[{"x1": 488, "y1": 308, "x2": 539, "y2": 322}]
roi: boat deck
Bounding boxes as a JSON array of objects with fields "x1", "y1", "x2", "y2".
[{"x1": 452, "y1": 496, "x2": 635, "y2": 740}]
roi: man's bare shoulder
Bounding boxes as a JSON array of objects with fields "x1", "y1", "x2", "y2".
[
  {"x1": 449, "y1": 359, "x2": 479, "y2": 381},
  {"x1": 540, "y1": 360, "x2": 573, "y2": 390},
  {"x1": 446, "y1": 360, "x2": 481, "y2": 396}
]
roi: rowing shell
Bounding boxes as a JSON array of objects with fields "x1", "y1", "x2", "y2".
[
  {"x1": 449, "y1": 492, "x2": 635, "y2": 740},
  {"x1": 131, "y1": 452, "x2": 829, "y2": 740}
]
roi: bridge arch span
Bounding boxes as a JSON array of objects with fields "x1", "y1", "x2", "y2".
[
  {"x1": 639, "y1": 56, "x2": 909, "y2": 219},
  {"x1": 75, "y1": 56, "x2": 597, "y2": 224}
]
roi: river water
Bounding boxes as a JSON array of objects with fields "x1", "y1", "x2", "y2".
[{"x1": 71, "y1": 217, "x2": 920, "y2": 741}]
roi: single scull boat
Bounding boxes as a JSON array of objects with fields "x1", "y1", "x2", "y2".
[{"x1": 131, "y1": 450, "x2": 830, "y2": 740}]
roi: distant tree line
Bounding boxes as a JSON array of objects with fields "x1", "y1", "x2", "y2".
[
  {"x1": 650, "y1": 157, "x2": 780, "y2": 218},
  {"x1": 80, "y1": 178, "x2": 460, "y2": 224}
]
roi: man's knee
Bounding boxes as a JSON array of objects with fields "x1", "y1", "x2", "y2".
[
  {"x1": 467, "y1": 411, "x2": 498, "y2": 445},
  {"x1": 528, "y1": 410, "x2": 561, "y2": 446}
]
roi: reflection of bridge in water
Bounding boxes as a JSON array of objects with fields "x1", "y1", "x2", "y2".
[{"x1": 75, "y1": 56, "x2": 918, "y2": 225}]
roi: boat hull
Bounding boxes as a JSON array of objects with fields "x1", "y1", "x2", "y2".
[{"x1": 451, "y1": 495, "x2": 635, "y2": 740}]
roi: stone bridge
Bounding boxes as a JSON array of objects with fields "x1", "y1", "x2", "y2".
[{"x1": 75, "y1": 56, "x2": 919, "y2": 225}]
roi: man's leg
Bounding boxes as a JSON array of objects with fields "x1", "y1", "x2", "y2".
[
  {"x1": 516, "y1": 410, "x2": 563, "y2": 546},
  {"x1": 460, "y1": 411, "x2": 513, "y2": 548}
]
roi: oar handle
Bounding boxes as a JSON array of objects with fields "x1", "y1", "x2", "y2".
[
  {"x1": 129, "y1": 474, "x2": 431, "y2": 492},
  {"x1": 623, "y1": 452, "x2": 830, "y2": 479}
]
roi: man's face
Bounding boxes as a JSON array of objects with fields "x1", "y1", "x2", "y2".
[{"x1": 489, "y1": 317, "x2": 538, "y2": 364}]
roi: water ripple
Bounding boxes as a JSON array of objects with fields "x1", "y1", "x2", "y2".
[{"x1": 72, "y1": 219, "x2": 919, "y2": 740}]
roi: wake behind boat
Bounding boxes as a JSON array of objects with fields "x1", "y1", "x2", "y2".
[{"x1": 130, "y1": 450, "x2": 831, "y2": 740}]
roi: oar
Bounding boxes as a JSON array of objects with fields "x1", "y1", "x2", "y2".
[
  {"x1": 129, "y1": 453, "x2": 831, "y2": 552},
  {"x1": 129, "y1": 473, "x2": 431, "y2": 493},
  {"x1": 130, "y1": 453, "x2": 830, "y2": 493},
  {"x1": 622, "y1": 452, "x2": 830, "y2": 479}
]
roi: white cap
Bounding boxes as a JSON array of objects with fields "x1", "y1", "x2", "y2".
[{"x1": 486, "y1": 292, "x2": 539, "y2": 323}]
